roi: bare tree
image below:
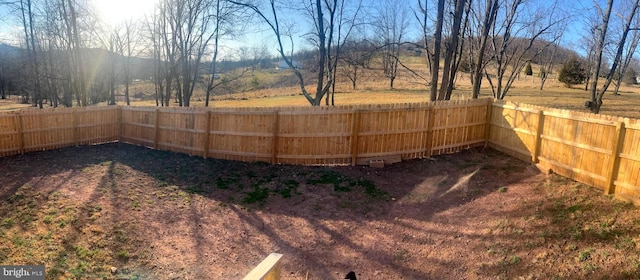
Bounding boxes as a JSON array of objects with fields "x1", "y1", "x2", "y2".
[
  {"x1": 205, "y1": 0, "x2": 243, "y2": 107},
  {"x1": 16, "y1": 0, "x2": 42, "y2": 107},
  {"x1": 415, "y1": 0, "x2": 433, "y2": 79},
  {"x1": 340, "y1": 39, "x2": 374, "y2": 90},
  {"x1": 538, "y1": 43, "x2": 558, "y2": 90},
  {"x1": 588, "y1": 0, "x2": 640, "y2": 113},
  {"x1": 484, "y1": 0, "x2": 565, "y2": 99},
  {"x1": 231, "y1": 0, "x2": 352, "y2": 106},
  {"x1": 469, "y1": 0, "x2": 499, "y2": 99},
  {"x1": 430, "y1": 0, "x2": 445, "y2": 101},
  {"x1": 374, "y1": 0, "x2": 408, "y2": 89},
  {"x1": 537, "y1": 21, "x2": 567, "y2": 91},
  {"x1": 117, "y1": 20, "x2": 142, "y2": 106},
  {"x1": 611, "y1": 8, "x2": 640, "y2": 95},
  {"x1": 437, "y1": 0, "x2": 467, "y2": 100}
]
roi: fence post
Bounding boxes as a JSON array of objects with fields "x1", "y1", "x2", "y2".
[
  {"x1": 73, "y1": 108, "x2": 79, "y2": 146},
  {"x1": 350, "y1": 110, "x2": 361, "y2": 166},
  {"x1": 484, "y1": 99, "x2": 493, "y2": 148},
  {"x1": 16, "y1": 111, "x2": 25, "y2": 155},
  {"x1": 271, "y1": 111, "x2": 280, "y2": 164},
  {"x1": 425, "y1": 102, "x2": 436, "y2": 158},
  {"x1": 203, "y1": 110, "x2": 211, "y2": 158},
  {"x1": 242, "y1": 253, "x2": 283, "y2": 280},
  {"x1": 532, "y1": 110, "x2": 545, "y2": 163},
  {"x1": 117, "y1": 106, "x2": 123, "y2": 142},
  {"x1": 605, "y1": 121, "x2": 626, "y2": 195},
  {"x1": 154, "y1": 108, "x2": 160, "y2": 150}
]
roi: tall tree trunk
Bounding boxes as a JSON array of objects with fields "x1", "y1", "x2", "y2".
[
  {"x1": 430, "y1": 0, "x2": 445, "y2": 101},
  {"x1": 438, "y1": 0, "x2": 466, "y2": 100},
  {"x1": 471, "y1": 0, "x2": 498, "y2": 99},
  {"x1": 591, "y1": 0, "x2": 638, "y2": 113},
  {"x1": 589, "y1": 0, "x2": 613, "y2": 113}
]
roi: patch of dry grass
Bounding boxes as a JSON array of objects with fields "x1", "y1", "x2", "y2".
[{"x1": 3, "y1": 64, "x2": 640, "y2": 119}]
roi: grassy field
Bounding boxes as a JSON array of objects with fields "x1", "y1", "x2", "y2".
[{"x1": 2, "y1": 65, "x2": 640, "y2": 119}]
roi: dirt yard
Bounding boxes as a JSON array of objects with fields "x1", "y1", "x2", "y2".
[{"x1": 1, "y1": 143, "x2": 639, "y2": 279}]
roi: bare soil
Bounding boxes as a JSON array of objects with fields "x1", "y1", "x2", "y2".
[{"x1": 1, "y1": 143, "x2": 639, "y2": 279}]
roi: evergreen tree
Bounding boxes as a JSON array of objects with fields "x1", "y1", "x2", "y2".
[
  {"x1": 558, "y1": 58, "x2": 587, "y2": 88},
  {"x1": 525, "y1": 62, "x2": 533, "y2": 76}
]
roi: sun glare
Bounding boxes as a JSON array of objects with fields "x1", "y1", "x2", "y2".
[{"x1": 93, "y1": 0, "x2": 158, "y2": 26}]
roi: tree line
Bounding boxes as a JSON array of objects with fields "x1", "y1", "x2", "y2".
[{"x1": 0, "y1": 0, "x2": 639, "y2": 113}]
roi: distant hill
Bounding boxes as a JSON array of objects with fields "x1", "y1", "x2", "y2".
[{"x1": 0, "y1": 43, "x2": 21, "y2": 56}]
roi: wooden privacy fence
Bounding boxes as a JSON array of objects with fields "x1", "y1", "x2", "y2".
[
  {"x1": 118, "y1": 98, "x2": 490, "y2": 165},
  {"x1": 2, "y1": 98, "x2": 640, "y2": 204},
  {"x1": 0, "y1": 99, "x2": 490, "y2": 163},
  {"x1": 488, "y1": 100, "x2": 640, "y2": 204},
  {"x1": 0, "y1": 107, "x2": 119, "y2": 157}
]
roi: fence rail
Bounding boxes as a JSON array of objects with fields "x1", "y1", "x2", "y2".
[{"x1": 1, "y1": 98, "x2": 640, "y2": 204}]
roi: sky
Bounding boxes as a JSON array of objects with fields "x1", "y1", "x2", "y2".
[
  {"x1": 93, "y1": 0, "x2": 158, "y2": 27},
  {"x1": 0, "y1": 0, "x2": 632, "y2": 59}
]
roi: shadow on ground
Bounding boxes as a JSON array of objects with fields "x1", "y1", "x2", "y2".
[{"x1": 1, "y1": 143, "x2": 638, "y2": 279}]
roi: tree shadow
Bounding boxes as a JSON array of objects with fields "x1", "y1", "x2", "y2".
[{"x1": 1, "y1": 142, "x2": 637, "y2": 279}]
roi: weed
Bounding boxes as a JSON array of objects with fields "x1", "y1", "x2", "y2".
[
  {"x1": 186, "y1": 185, "x2": 204, "y2": 194},
  {"x1": 70, "y1": 261, "x2": 87, "y2": 278},
  {"x1": 177, "y1": 191, "x2": 191, "y2": 203},
  {"x1": 101, "y1": 161, "x2": 112, "y2": 166},
  {"x1": 114, "y1": 229, "x2": 128, "y2": 242},
  {"x1": 11, "y1": 236, "x2": 25, "y2": 247},
  {"x1": 243, "y1": 185, "x2": 269, "y2": 204},
  {"x1": 525, "y1": 241, "x2": 536, "y2": 249},
  {"x1": 278, "y1": 180, "x2": 300, "y2": 198},
  {"x1": 43, "y1": 215, "x2": 53, "y2": 224},
  {"x1": 81, "y1": 167, "x2": 92, "y2": 173},
  {"x1": 157, "y1": 181, "x2": 169, "y2": 188},
  {"x1": 393, "y1": 249, "x2": 410, "y2": 262},
  {"x1": 279, "y1": 188, "x2": 293, "y2": 198},
  {"x1": 568, "y1": 244, "x2": 577, "y2": 251},
  {"x1": 498, "y1": 187, "x2": 507, "y2": 193},
  {"x1": 216, "y1": 177, "x2": 237, "y2": 189},
  {"x1": 594, "y1": 220, "x2": 620, "y2": 241},
  {"x1": 307, "y1": 170, "x2": 345, "y2": 188},
  {"x1": 1, "y1": 218, "x2": 14, "y2": 228},
  {"x1": 615, "y1": 236, "x2": 635, "y2": 250},
  {"x1": 117, "y1": 250, "x2": 129, "y2": 261},
  {"x1": 75, "y1": 245, "x2": 90, "y2": 259},
  {"x1": 578, "y1": 248, "x2": 593, "y2": 262},
  {"x1": 7, "y1": 194, "x2": 24, "y2": 203},
  {"x1": 570, "y1": 226, "x2": 583, "y2": 240},
  {"x1": 132, "y1": 201, "x2": 140, "y2": 208},
  {"x1": 283, "y1": 179, "x2": 299, "y2": 188},
  {"x1": 508, "y1": 255, "x2": 521, "y2": 265},
  {"x1": 352, "y1": 178, "x2": 387, "y2": 198},
  {"x1": 583, "y1": 263, "x2": 598, "y2": 273}
]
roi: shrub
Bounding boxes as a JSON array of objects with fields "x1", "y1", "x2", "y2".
[{"x1": 558, "y1": 58, "x2": 587, "y2": 88}]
